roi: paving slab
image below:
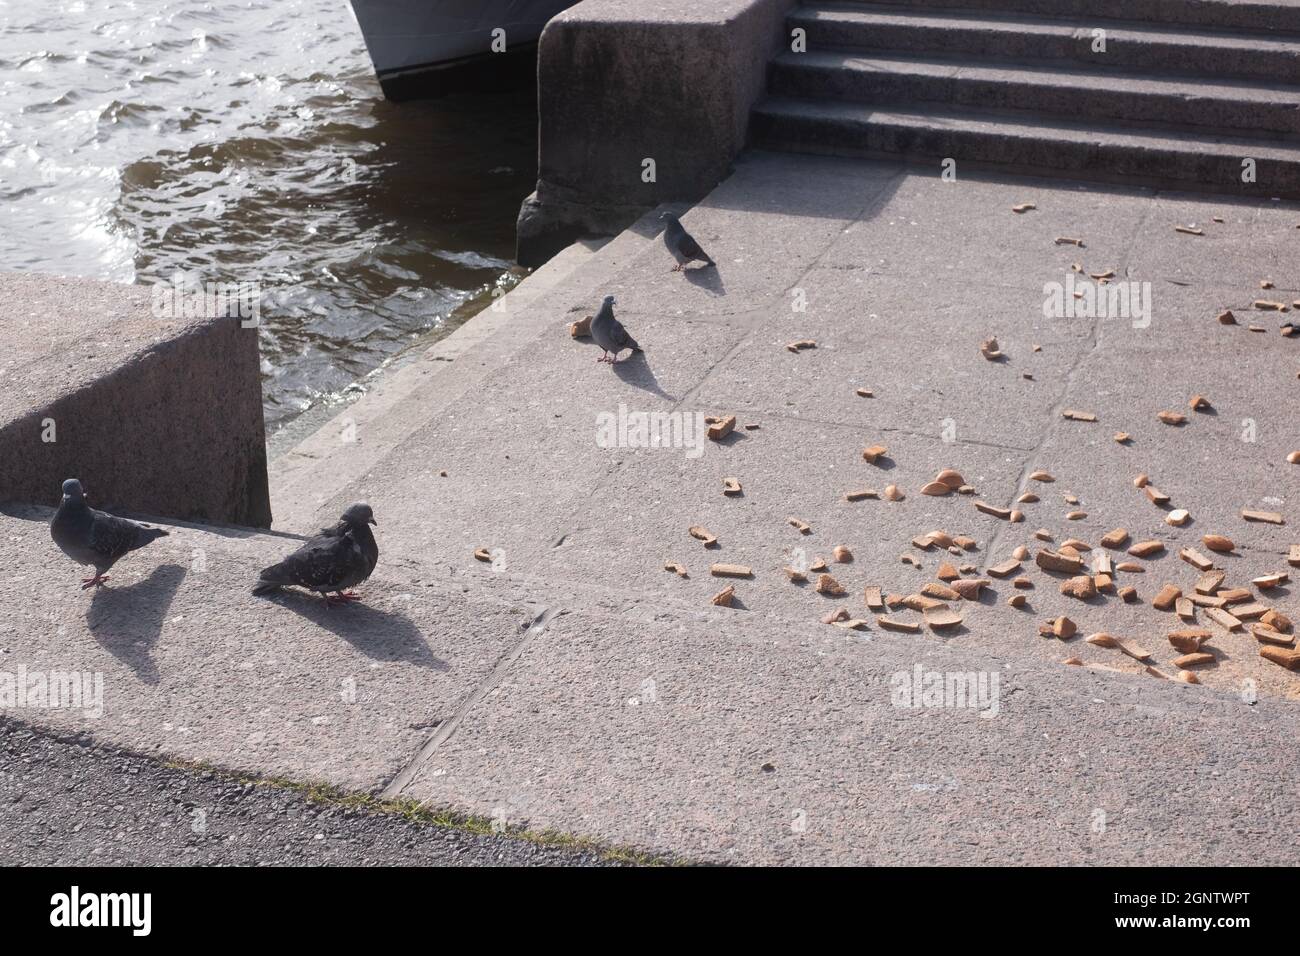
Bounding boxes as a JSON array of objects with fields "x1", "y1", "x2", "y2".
[
  {"x1": 818, "y1": 170, "x2": 1155, "y2": 285},
  {"x1": 966, "y1": 336, "x2": 1300, "y2": 698},
  {"x1": 692, "y1": 274, "x2": 1093, "y2": 448},
  {"x1": 523, "y1": 414, "x2": 1026, "y2": 617},
  {"x1": 0, "y1": 508, "x2": 541, "y2": 792},
  {"x1": 394, "y1": 604, "x2": 1300, "y2": 865},
  {"x1": 305, "y1": 313, "x2": 750, "y2": 573},
  {"x1": 592, "y1": 154, "x2": 904, "y2": 318},
  {"x1": 1125, "y1": 193, "x2": 1300, "y2": 287}
]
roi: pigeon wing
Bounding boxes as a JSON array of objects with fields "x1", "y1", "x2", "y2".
[
  {"x1": 257, "y1": 532, "x2": 363, "y2": 592},
  {"x1": 608, "y1": 316, "x2": 636, "y2": 351},
  {"x1": 88, "y1": 511, "x2": 148, "y2": 563},
  {"x1": 678, "y1": 229, "x2": 709, "y2": 262}
]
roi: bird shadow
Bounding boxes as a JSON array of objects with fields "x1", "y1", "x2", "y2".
[
  {"x1": 930, "y1": 623, "x2": 970, "y2": 638},
  {"x1": 265, "y1": 590, "x2": 448, "y2": 671},
  {"x1": 713, "y1": 428, "x2": 750, "y2": 447},
  {"x1": 684, "y1": 263, "x2": 725, "y2": 296},
  {"x1": 612, "y1": 350, "x2": 675, "y2": 400},
  {"x1": 85, "y1": 563, "x2": 187, "y2": 685}
]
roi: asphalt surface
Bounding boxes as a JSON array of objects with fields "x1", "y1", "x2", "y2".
[{"x1": 0, "y1": 720, "x2": 621, "y2": 867}]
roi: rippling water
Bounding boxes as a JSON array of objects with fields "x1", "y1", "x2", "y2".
[{"x1": 0, "y1": 0, "x2": 537, "y2": 432}]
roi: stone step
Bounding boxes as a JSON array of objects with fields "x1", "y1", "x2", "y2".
[
  {"x1": 750, "y1": 96, "x2": 1300, "y2": 196},
  {"x1": 268, "y1": 220, "x2": 657, "y2": 533},
  {"x1": 791, "y1": 4, "x2": 1300, "y2": 84},
  {"x1": 768, "y1": 50, "x2": 1300, "y2": 138},
  {"x1": 824, "y1": 0, "x2": 1300, "y2": 34}
]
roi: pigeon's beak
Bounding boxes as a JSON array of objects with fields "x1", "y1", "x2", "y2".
[{"x1": 369, "y1": 517, "x2": 377, "y2": 526}]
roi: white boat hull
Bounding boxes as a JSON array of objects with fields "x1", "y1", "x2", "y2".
[{"x1": 348, "y1": 0, "x2": 578, "y2": 98}]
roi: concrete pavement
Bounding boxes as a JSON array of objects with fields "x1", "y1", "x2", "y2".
[{"x1": 4, "y1": 151, "x2": 1300, "y2": 863}]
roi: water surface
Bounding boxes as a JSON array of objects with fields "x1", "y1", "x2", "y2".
[{"x1": 0, "y1": 0, "x2": 537, "y2": 432}]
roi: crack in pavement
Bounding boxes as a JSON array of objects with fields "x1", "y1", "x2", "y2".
[
  {"x1": 983, "y1": 194, "x2": 1158, "y2": 563},
  {"x1": 379, "y1": 606, "x2": 557, "y2": 800}
]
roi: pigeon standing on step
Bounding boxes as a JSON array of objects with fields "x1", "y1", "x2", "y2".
[
  {"x1": 589, "y1": 295, "x2": 641, "y2": 364},
  {"x1": 660, "y1": 213, "x2": 715, "y2": 272},
  {"x1": 252, "y1": 502, "x2": 378, "y2": 604},
  {"x1": 49, "y1": 478, "x2": 169, "y2": 590}
]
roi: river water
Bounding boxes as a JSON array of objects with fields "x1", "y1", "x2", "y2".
[{"x1": 0, "y1": 0, "x2": 537, "y2": 433}]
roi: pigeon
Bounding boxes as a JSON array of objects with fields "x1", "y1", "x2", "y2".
[
  {"x1": 589, "y1": 295, "x2": 641, "y2": 364},
  {"x1": 252, "y1": 502, "x2": 378, "y2": 604},
  {"x1": 49, "y1": 478, "x2": 169, "y2": 590},
  {"x1": 660, "y1": 212, "x2": 715, "y2": 271}
]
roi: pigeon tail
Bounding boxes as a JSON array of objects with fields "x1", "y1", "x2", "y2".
[{"x1": 252, "y1": 556, "x2": 293, "y2": 592}]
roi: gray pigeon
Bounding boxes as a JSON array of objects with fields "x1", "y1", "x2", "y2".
[
  {"x1": 589, "y1": 295, "x2": 641, "y2": 364},
  {"x1": 660, "y1": 212, "x2": 715, "y2": 271},
  {"x1": 253, "y1": 502, "x2": 378, "y2": 604},
  {"x1": 50, "y1": 478, "x2": 169, "y2": 590}
]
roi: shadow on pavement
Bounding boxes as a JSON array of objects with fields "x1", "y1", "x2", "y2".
[
  {"x1": 86, "y1": 562, "x2": 187, "y2": 684},
  {"x1": 264, "y1": 589, "x2": 448, "y2": 671},
  {"x1": 612, "y1": 349, "x2": 674, "y2": 400},
  {"x1": 684, "y1": 263, "x2": 725, "y2": 296}
]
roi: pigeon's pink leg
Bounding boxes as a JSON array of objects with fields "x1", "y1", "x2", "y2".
[
  {"x1": 325, "y1": 591, "x2": 363, "y2": 606},
  {"x1": 80, "y1": 574, "x2": 109, "y2": 590}
]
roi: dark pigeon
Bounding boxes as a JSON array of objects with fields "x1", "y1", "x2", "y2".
[
  {"x1": 660, "y1": 212, "x2": 715, "y2": 271},
  {"x1": 50, "y1": 478, "x2": 169, "y2": 590},
  {"x1": 589, "y1": 295, "x2": 641, "y2": 364},
  {"x1": 253, "y1": 502, "x2": 378, "y2": 604}
]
